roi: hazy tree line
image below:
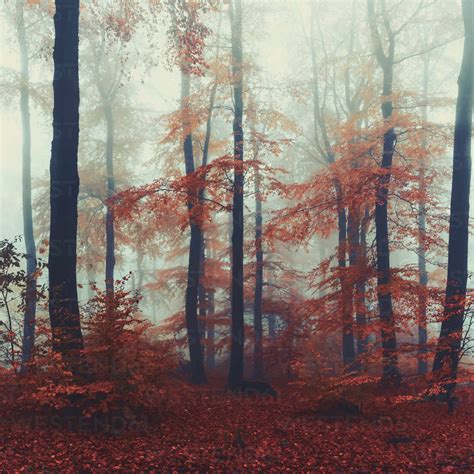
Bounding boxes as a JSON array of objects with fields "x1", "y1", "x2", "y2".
[{"x1": 0, "y1": 0, "x2": 472, "y2": 404}]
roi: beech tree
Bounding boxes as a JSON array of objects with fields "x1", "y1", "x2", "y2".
[
  {"x1": 168, "y1": 0, "x2": 212, "y2": 384},
  {"x1": 432, "y1": 0, "x2": 473, "y2": 395},
  {"x1": 48, "y1": 0, "x2": 84, "y2": 367},
  {"x1": 367, "y1": 0, "x2": 401, "y2": 385},
  {"x1": 228, "y1": 0, "x2": 244, "y2": 389},
  {"x1": 14, "y1": 0, "x2": 37, "y2": 371}
]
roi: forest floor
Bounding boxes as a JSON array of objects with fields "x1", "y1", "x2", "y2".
[{"x1": 0, "y1": 385, "x2": 473, "y2": 472}]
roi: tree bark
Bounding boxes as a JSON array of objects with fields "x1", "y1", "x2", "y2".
[
  {"x1": 197, "y1": 51, "x2": 219, "y2": 367},
  {"x1": 198, "y1": 238, "x2": 207, "y2": 358},
  {"x1": 206, "y1": 248, "x2": 216, "y2": 370},
  {"x1": 49, "y1": 0, "x2": 84, "y2": 369},
  {"x1": 432, "y1": 0, "x2": 473, "y2": 395},
  {"x1": 356, "y1": 207, "x2": 369, "y2": 357},
  {"x1": 228, "y1": 0, "x2": 245, "y2": 388},
  {"x1": 367, "y1": 0, "x2": 401, "y2": 385},
  {"x1": 104, "y1": 104, "x2": 115, "y2": 299},
  {"x1": 253, "y1": 163, "x2": 264, "y2": 379},
  {"x1": 417, "y1": 57, "x2": 430, "y2": 375},
  {"x1": 181, "y1": 71, "x2": 207, "y2": 385},
  {"x1": 17, "y1": 0, "x2": 37, "y2": 372}
]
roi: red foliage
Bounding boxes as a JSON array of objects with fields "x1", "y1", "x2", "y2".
[{"x1": 0, "y1": 384, "x2": 473, "y2": 471}]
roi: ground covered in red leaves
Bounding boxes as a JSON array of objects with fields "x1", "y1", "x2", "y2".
[{"x1": 1, "y1": 388, "x2": 473, "y2": 472}]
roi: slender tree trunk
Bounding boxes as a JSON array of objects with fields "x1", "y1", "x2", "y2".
[
  {"x1": 104, "y1": 104, "x2": 115, "y2": 299},
  {"x1": 367, "y1": 0, "x2": 400, "y2": 385},
  {"x1": 253, "y1": 165, "x2": 264, "y2": 379},
  {"x1": 17, "y1": 0, "x2": 37, "y2": 372},
  {"x1": 347, "y1": 208, "x2": 361, "y2": 368},
  {"x1": 267, "y1": 266, "x2": 277, "y2": 340},
  {"x1": 49, "y1": 0, "x2": 84, "y2": 370},
  {"x1": 228, "y1": 0, "x2": 245, "y2": 388},
  {"x1": 374, "y1": 68, "x2": 400, "y2": 386},
  {"x1": 417, "y1": 58, "x2": 430, "y2": 375},
  {"x1": 337, "y1": 199, "x2": 356, "y2": 369},
  {"x1": 206, "y1": 248, "x2": 216, "y2": 370},
  {"x1": 432, "y1": 0, "x2": 473, "y2": 396},
  {"x1": 198, "y1": 238, "x2": 207, "y2": 357},
  {"x1": 197, "y1": 53, "x2": 219, "y2": 366},
  {"x1": 356, "y1": 207, "x2": 369, "y2": 357},
  {"x1": 181, "y1": 71, "x2": 206, "y2": 385},
  {"x1": 248, "y1": 97, "x2": 264, "y2": 380}
]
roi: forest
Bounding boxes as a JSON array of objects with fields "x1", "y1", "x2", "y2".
[{"x1": 0, "y1": 0, "x2": 473, "y2": 471}]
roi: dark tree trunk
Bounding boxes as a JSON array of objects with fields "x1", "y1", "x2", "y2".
[
  {"x1": 344, "y1": 19, "x2": 367, "y2": 370},
  {"x1": 432, "y1": 0, "x2": 473, "y2": 395},
  {"x1": 347, "y1": 208, "x2": 362, "y2": 368},
  {"x1": 49, "y1": 0, "x2": 84, "y2": 369},
  {"x1": 206, "y1": 247, "x2": 216, "y2": 370},
  {"x1": 356, "y1": 207, "x2": 369, "y2": 357},
  {"x1": 198, "y1": 238, "x2": 207, "y2": 357},
  {"x1": 253, "y1": 165, "x2": 264, "y2": 379},
  {"x1": 197, "y1": 56, "x2": 219, "y2": 366},
  {"x1": 104, "y1": 104, "x2": 115, "y2": 299},
  {"x1": 181, "y1": 71, "x2": 206, "y2": 385},
  {"x1": 206, "y1": 288, "x2": 216, "y2": 370},
  {"x1": 228, "y1": 0, "x2": 245, "y2": 389},
  {"x1": 338, "y1": 203, "x2": 356, "y2": 368},
  {"x1": 417, "y1": 58, "x2": 430, "y2": 376},
  {"x1": 17, "y1": 0, "x2": 37, "y2": 372},
  {"x1": 367, "y1": 0, "x2": 401, "y2": 385},
  {"x1": 248, "y1": 97, "x2": 264, "y2": 380}
]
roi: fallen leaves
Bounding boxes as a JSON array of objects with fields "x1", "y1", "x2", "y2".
[{"x1": 0, "y1": 386, "x2": 473, "y2": 471}]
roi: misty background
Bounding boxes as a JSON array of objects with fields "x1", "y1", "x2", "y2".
[{"x1": 0, "y1": 0, "x2": 472, "y2": 331}]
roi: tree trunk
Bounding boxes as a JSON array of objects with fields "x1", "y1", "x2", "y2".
[
  {"x1": 417, "y1": 58, "x2": 430, "y2": 375},
  {"x1": 356, "y1": 207, "x2": 369, "y2": 357},
  {"x1": 337, "y1": 200, "x2": 356, "y2": 369},
  {"x1": 228, "y1": 0, "x2": 245, "y2": 389},
  {"x1": 367, "y1": 0, "x2": 401, "y2": 385},
  {"x1": 432, "y1": 0, "x2": 473, "y2": 395},
  {"x1": 248, "y1": 96, "x2": 264, "y2": 380},
  {"x1": 104, "y1": 104, "x2": 115, "y2": 299},
  {"x1": 198, "y1": 238, "x2": 207, "y2": 358},
  {"x1": 347, "y1": 208, "x2": 361, "y2": 368},
  {"x1": 253, "y1": 165, "x2": 264, "y2": 379},
  {"x1": 17, "y1": 0, "x2": 37, "y2": 372},
  {"x1": 49, "y1": 0, "x2": 84, "y2": 370},
  {"x1": 206, "y1": 248, "x2": 216, "y2": 370},
  {"x1": 197, "y1": 54, "x2": 219, "y2": 367},
  {"x1": 181, "y1": 71, "x2": 207, "y2": 385}
]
